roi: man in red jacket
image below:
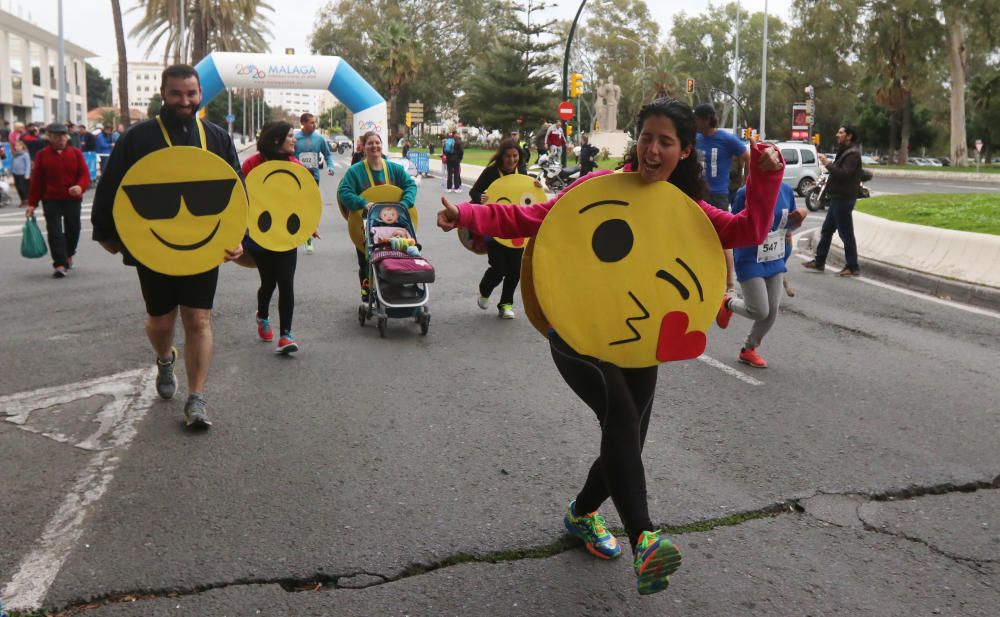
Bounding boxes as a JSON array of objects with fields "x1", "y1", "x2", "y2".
[{"x1": 26, "y1": 123, "x2": 89, "y2": 278}]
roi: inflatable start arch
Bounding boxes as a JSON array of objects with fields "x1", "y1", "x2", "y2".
[{"x1": 194, "y1": 52, "x2": 387, "y2": 146}]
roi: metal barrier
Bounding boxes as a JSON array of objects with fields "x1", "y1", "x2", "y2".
[
  {"x1": 407, "y1": 151, "x2": 430, "y2": 176},
  {"x1": 83, "y1": 151, "x2": 98, "y2": 181}
]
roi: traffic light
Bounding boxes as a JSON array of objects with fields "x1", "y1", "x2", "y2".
[
  {"x1": 742, "y1": 128, "x2": 753, "y2": 140},
  {"x1": 686, "y1": 78, "x2": 695, "y2": 93},
  {"x1": 566, "y1": 123, "x2": 573, "y2": 136},
  {"x1": 811, "y1": 133, "x2": 820, "y2": 146},
  {"x1": 570, "y1": 73, "x2": 584, "y2": 98},
  {"x1": 405, "y1": 112, "x2": 412, "y2": 127}
]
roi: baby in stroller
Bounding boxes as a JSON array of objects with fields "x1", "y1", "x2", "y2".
[{"x1": 360, "y1": 203, "x2": 434, "y2": 336}]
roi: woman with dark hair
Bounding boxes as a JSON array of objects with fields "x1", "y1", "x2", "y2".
[
  {"x1": 467, "y1": 138, "x2": 530, "y2": 319},
  {"x1": 242, "y1": 120, "x2": 315, "y2": 355},
  {"x1": 437, "y1": 97, "x2": 784, "y2": 595},
  {"x1": 337, "y1": 130, "x2": 418, "y2": 300}
]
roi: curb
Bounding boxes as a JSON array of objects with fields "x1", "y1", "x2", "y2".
[
  {"x1": 796, "y1": 229, "x2": 1000, "y2": 311},
  {"x1": 870, "y1": 168, "x2": 1000, "y2": 184}
]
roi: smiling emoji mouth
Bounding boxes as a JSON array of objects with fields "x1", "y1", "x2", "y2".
[{"x1": 150, "y1": 220, "x2": 221, "y2": 251}]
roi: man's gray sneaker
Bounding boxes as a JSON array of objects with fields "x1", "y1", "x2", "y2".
[
  {"x1": 156, "y1": 347, "x2": 177, "y2": 400},
  {"x1": 184, "y1": 394, "x2": 212, "y2": 429}
]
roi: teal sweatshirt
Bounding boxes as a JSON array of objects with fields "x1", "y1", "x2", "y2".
[{"x1": 337, "y1": 159, "x2": 417, "y2": 211}]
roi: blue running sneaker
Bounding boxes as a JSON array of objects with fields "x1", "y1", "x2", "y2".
[
  {"x1": 633, "y1": 530, "x2": 682, "y2": 595},
  {"x1": 564, "y1": 499, "x2": 621, "y2": 560}
]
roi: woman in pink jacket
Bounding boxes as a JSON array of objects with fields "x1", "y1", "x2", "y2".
[{"x1": 438, "y1": 97, "x2": 785, "y2": 596}]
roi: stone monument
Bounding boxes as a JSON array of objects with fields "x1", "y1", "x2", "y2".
[{"x1": 590, "y1": 75, "x2": 629, "y2": 160}]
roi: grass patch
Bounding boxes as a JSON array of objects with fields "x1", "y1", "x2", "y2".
[
  {"x1": 878, "y1": 164, "x2": 1000, "y2": 174},
  {"x1": 857, "y1": 193, "x2": 1000, "y2": 235}
]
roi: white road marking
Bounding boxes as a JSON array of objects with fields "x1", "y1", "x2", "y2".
[
  {"x1": 791, "y1": 253, "x2": 1000, "y2": 320},
  {"x1": 0, "y1": 368, "x2": 158, "y2": 611},
  {"x1": 698, "y1": 354, "x2": 764, "y2": 386}
]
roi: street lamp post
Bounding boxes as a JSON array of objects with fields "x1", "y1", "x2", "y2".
[
  {"x1": 759, "y1": 0, "x2": 769, "y2": 139},
  {"x1": 561, "y1": 0, "x2": 588, "y2": 167},
  {"x1": 732, "y1": 0, "x2": 741, "y2": 131},
  {"x1": 57, "y1": 0, "x2": 66, "y2": 122}
]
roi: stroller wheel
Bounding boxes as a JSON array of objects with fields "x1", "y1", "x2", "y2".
[
  {"x1": 419, "y1": 312, "x2": 430, "y2": 336},
  {"x1": 377, "y1": 317, "x2": 387, "y2": 338},
  {"x1": 358, "y1": 305, "x2": 367, "y2": 326}
]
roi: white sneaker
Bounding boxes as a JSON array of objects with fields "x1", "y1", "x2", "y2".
[
  {"x1": 305, "y1": 239, "x2": 315, "y2": 254},
  {"x1": 477, "y1": 295, "x2": 490, "y2": 310},
  {"x1": 499, "y1": 304, "x2": 515, "y2": 319}
]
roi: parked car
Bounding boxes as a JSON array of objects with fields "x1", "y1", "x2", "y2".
[
  {"x1": 775, "y1": 141, "x2": 822, "y2": 195},
  {"x1": 936, "y1": 157, "x2": 951, "y2": 166},
  {"x1": 327, "y1": 134, "x2": 352, "y2": 154},
  {"x1": 861, "y1": 155, "x2": 880, "y2": 166},
  {"x1": 910, "y1": 157, "x2": 933, "y2": 166}
]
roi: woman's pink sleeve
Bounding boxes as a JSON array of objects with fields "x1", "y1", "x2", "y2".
[{"x1": 699, "y1": 144, "x2": 785, "y2": 249}]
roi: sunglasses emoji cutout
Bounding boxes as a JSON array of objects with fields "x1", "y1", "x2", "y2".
[
  {"x1": 528, "y1": 172, "x2": 726, "y2": 368},
  {"x1": 114, "y1": 146, "x2": 248, "y2": 276}
]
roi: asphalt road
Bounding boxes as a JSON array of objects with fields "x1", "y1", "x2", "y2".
[{"x1": 1, "y1": 152, "x2": 998, "y2": 616}]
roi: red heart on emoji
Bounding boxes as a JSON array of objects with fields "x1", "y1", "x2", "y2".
[{"x1": 656, "y1": 311, "x2": 706, "y2": 362}]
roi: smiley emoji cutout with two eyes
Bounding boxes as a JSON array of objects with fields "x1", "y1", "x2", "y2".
[
  {"x1": 529, "y1": 172, "x2": 726, "y2": 368},
  {"x1": 245, "y1": 161, "x2": 322, "y2": 251},
  {"x1": 113, "y1": 146, "x2": 248, "y2": 276},
  {"x1": 483, "y1": 174, "x2": 547, "y2": 249}
]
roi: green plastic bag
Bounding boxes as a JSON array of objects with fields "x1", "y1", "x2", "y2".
[{"x1": 21, "y1": 216, "x2": 48, "y2": 259}]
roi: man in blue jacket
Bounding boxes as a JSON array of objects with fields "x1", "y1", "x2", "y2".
[
  {"x1": 95, "y1": 124, "x2": 115, "y2": 176},
  {"x1": 294, "y1": 112, "x2": 333, "y2": 253}
]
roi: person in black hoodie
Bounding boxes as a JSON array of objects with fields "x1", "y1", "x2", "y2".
[
  {"x1": 468, "y1": 138, "x2": 529, "y2": 319},
  {"x1": 803, "y1": 125, "x2": 863, "y2": 276},
  {"x1": 91, "y1": 63, "x2": 244, "y2": 429}
]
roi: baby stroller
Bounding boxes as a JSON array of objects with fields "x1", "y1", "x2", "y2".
[{"x1": 358, "y1": 202, "x2": 434, "y2": 337}]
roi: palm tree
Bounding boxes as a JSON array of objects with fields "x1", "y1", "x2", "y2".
[
  {"x1": 131, "y1": 0, "x2": 274, "y2": 65},
  {"x1": 111, "y1": 0, "x2": 130, "y2": 127},
  {"x1": 371, "y1": 20, "x2": 418, "y2": 140}
]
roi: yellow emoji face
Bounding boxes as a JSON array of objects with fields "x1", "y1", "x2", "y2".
[
  {"x1": 531, "y1": 172, "x2": 726, "y2": 368},
  {"x1": 246, "y1": 161, "x2": 321, "y2": 251},
  {"x1": 484, "y1": 175, "x2": 547, "y2": 249},
  {"x1": 113, "y1": 146, "x2": 248, "y2": 276}
]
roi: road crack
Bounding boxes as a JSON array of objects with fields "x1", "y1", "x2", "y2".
[{"x1": 34, "y1": 474, "x2": 999, "y2": 616}]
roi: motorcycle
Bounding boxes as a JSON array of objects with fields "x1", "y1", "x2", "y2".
[
  {"x1": 528, "y1": 154, "x2": 581, "y2": 192},
  {"x1": 805, "y1": 168, "x2": 873, "y2": 212}
]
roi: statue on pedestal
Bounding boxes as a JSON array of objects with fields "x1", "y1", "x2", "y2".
[{"x1": 595, "y1": 76, "x2": 622, "y2": 132}]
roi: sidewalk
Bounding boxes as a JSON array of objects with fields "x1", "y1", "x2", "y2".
[{"x1": 796, "y1": 213, "x2": 1000, "y2": 310}]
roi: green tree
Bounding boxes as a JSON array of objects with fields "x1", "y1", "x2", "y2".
[
  {"x1": 85, "y1": 63, "x2": 112, "y2": 109},
  {"x1": 131, "y1": 0, "x2": 273, "y2": 65},
  {"x1": 147, "y1": 92, "x2": 162, "y2": 118},
  {"x1": 577, "y1": 0, "x2": 662, "y2": 132},
  {"x1": 111, "y1": 0, "x2": 131, "y2": 128},
  {"x1": 458, "y1": 2, "x2": 558, "y2": 134},
  {"x1": 371, "y1": 20, "x2": 419, "y2": 140},
  {"x1": 320, "y1": 104, "x2": 348, "y2": 133}
]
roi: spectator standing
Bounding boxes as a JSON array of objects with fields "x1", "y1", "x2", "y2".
[
  {"x1": 95, "y1": 124, "x2": 115, "y2": 174},
  {"x1": 77, "y1": 124, "x2": 96, "y2": 152},
  {"x1": 10, "y1": 140, "x2": 31, "y2": 206},
  {"x1": 511, "y1": 129, "x2": 530, "y2": 174},
  {"x1": 443, "y1": 131, "x2": 464, "y2": 192},
  {"x1": 803, "y1": 125, "x2": 864, "y2": 277},
  {"x1": 578, "y1": 134, "x2": 600, "y2": 174},
  {"x1": 0, "y1": 120, "x2": 10, "y2": 143},
  {"x1": 24, "y1": 123, "x2": 89, "y2": 277},
  {"x1": 20, "y1": 124, "x2": 47, "y2": 160},
  {"x1": 8, "y1": 121, "x2": 24, "y2": 145},
  {"x1": 545, "y1": 122, "x2": 565, "y2": 159}
]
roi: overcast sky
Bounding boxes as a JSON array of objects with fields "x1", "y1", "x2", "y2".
[{"x1": 3, "y1": 0, "x2": 792, "y2": 78}]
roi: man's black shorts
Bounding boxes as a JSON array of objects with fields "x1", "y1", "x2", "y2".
[{"x1": 135, "y1": 264, "x2": 219, "y2": 316}]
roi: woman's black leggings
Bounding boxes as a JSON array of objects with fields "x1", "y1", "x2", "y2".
[
  {"x1": 479, "y1": 241, "x2": 523, "y2": 307},
  {"x1": 252, "y1": 247, "x2": 297, "y2": 334},
  {"x1": 549, "y1": 331, "x2": 658, "y2": 548}
]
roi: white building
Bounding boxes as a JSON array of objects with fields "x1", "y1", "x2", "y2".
[
  {"x1": 0, "y1": 7, "x2": 95, "y2": 126},
  {"x1": 264, "y1": 89, "x2": 327, "y2": 120},
  {"x1": 110, "y1": 60, "x2": 166, "y2": 111}
]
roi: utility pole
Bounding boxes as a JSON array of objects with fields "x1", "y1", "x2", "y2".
[
  {"x1": 759, "y1": 0, "x2": 768, "y2": 139},
  {"x1": 56, "y1": 0, "x2": 66, "y2": 122},
  {"x1": 561, "y1": 0, "x2": 588, "y2": 167},
  {"x1": 732, "y1": 0, "x2": 741, "y2": 131},
  {"x1": 179, "y1": 0, "x2": 185, "y2": 63}
]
